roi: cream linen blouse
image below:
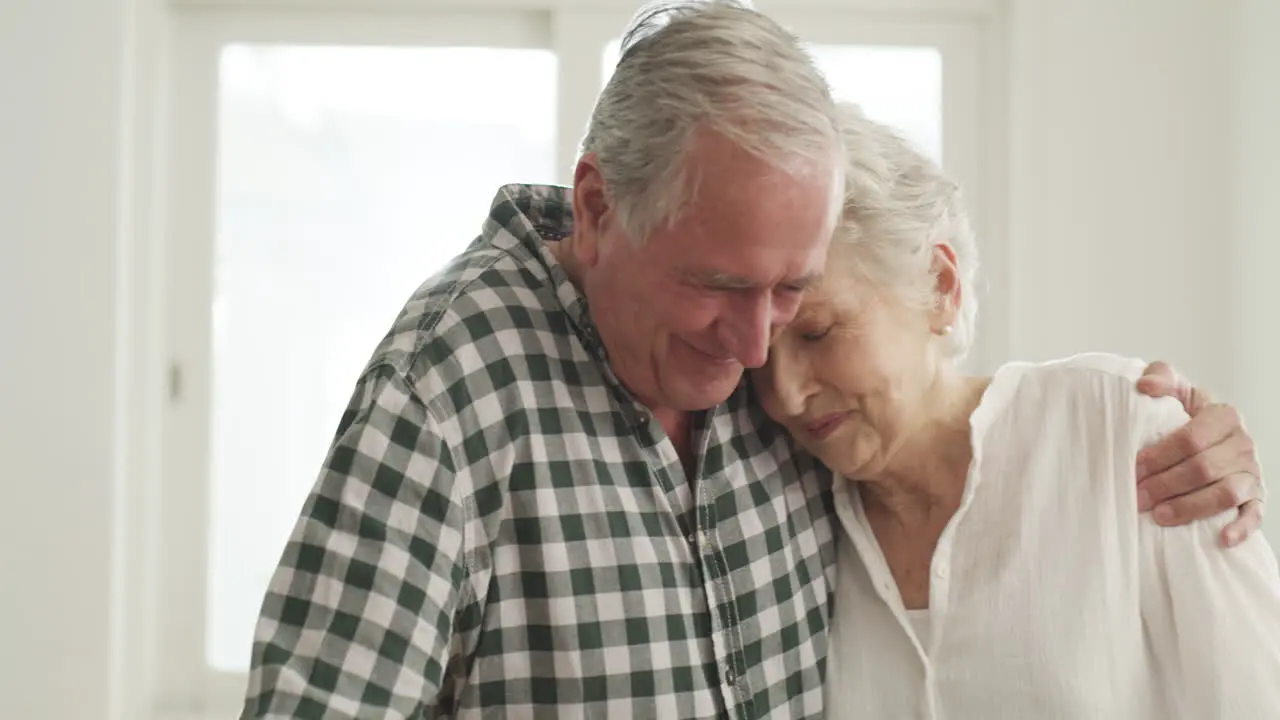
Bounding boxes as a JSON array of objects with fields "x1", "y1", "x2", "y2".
[{"x1": 825, "y1": 353, "x2": 1280, "y2": 719}]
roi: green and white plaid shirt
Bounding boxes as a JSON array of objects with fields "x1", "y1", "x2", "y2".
[{"x1": 243, "y1": 184, "x2": 839, "y2": 719}]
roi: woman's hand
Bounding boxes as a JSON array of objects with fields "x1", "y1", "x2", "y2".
[{"x1": 1134, "y1": 361, "x2": 1265, "y2": 547}]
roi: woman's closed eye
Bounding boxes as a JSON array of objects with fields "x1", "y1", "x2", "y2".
[{"x1": 800, "y1": 325, "x2": 833, "y2": 343}]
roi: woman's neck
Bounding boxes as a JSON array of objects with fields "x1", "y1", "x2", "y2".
[{"x1": 856, "y1": 371, "x2": 992, "y2": 525}]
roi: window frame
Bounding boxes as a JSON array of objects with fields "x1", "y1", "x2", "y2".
[
  {"x1": 155, "y1": 3, "x2": 1004, "y2": 717},
  {"x1": 161, "y1": 9, "x2": 560, "y2": 718},
  {"x1": 767, "y1": 8, "x2": 1008, "y2": 373}
]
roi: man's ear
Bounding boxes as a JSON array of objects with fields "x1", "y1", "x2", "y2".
[
  {"x1": 928, "y1": 242, "x2": 962, "y2": 332},
  {"x1": 570, "y1": 154, "x2": 612, "y2": 268}
]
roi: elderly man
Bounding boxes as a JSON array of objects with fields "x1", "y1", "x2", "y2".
[{"x1": 242, "y1": 3, "x2": 1265, "y2": 718}]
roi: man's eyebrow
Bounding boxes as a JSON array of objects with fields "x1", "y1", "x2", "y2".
[
  {"x1": 685, "y1": 269, "x2": 822, "y2": 290},
  {"x1": 782, "y1": 271, "x2": 823, "y2": 290}
]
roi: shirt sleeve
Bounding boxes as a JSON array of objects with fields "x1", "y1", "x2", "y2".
[
  {"x1": 1134, "y1": 392, "x2": 1280, "y2": 719},
  {"x1": 242, "y1": 364, "x2": 474, "y2": 719}
]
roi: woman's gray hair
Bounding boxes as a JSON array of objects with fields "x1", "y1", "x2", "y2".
[
  {"x1": 833, "y1": 102, "x2": 980, "y2": 359},
  {"x1": 581, "y1": 1, "x2": 843, "y2": 242}
]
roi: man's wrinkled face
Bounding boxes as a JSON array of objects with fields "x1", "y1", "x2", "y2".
[{"x1": 571, "y1": 131, "x2": 839, "y2": 413}]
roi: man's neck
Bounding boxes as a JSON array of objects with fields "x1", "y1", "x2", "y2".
[{"x1": 650, "y1": 406, "x2": 698, "y2": 482}]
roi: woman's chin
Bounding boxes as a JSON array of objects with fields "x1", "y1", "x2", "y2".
[
  {"x1": 805, "y1": 442, "x2": 878, "y2": 480},
  {"x1": 831, "y1": 438, "x2": 884, "y2": 479},
  {"x1": 834, "y1": 458, "x2": 879, "y2": 480}
]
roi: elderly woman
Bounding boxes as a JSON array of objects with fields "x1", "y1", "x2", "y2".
[{"x1": 756, "y1": 103, "x2": 1280, "y2": 718}]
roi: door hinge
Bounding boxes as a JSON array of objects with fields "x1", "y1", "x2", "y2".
[{"x1": 169, "y1": 362, "x2": 183, "y2": 401}]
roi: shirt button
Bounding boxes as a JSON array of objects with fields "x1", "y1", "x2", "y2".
[
  {"x1": 934, "y1": 564, "x2": 949, "y2": 579},
  {"x1": 686, "y1": 533, "x2": 697, "y2": 548},
  {"x1": 725, "y1": 667, "x2": 736, "y2": 686}
]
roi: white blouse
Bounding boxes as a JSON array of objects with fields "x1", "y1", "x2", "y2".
[{"x1": 825, "y1": 353, "x2": 1280, "y2": 719}]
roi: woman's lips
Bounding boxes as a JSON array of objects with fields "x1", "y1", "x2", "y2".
[{"x1": 805, "y1": 412, "x2": 848, "y2": 440}]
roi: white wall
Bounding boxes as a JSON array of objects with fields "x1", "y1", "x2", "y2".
[
  {"x1": 1005, "y1": 0, "x2": 1276, "y2": 539},
  {"x1": 1230, "y1": 0, "x2": 1280, "y2": 540},
  {"x1": 0, "y1": 0, "x2": 1274, "y2": 717},
  {"x1": 1006, "y1": 0, "x2": 1232, "y2": 378},
  {"x1": 0, "y1": 0, "x2": 162, "y2": 717},
  {"x1": 1, "y1": 0, "x2": 128, "y2": 717}
]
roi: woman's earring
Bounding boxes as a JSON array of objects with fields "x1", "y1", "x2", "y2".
[{"x1": 937, "y1": 325, "x2": 953, "y2": 336}]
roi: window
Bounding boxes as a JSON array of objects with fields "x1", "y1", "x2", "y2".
[
  {"x1": 162, "y1": 11, "x2": 562, "y2": 714},
  {"x1": 602, "y1": 41, "x2": 942, "y2": 164},
  {"x1": 207, "y1": 43, "x2": 558, "y2": 672},
  {"x1": 159, "y1": 6, "x2": 993, "y2": 716},
  {"x1": 602, "y1": 37, "x2": 622, "y2": 85},
  {"x1": 807, "y1": 45, "x2": 943, "y2": 162}
]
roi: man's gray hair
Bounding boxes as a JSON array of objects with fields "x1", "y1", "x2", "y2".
[
  {"x1": 580, "y1": 1, "x2": 843, "y2": 242},
  {"x1": 833, "y1": 102, "x2": 980, "y2": 359}
]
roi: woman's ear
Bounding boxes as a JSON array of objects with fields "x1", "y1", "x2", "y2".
[{"x1": 928, "y1": 242, "x2": 962, "y2": 333}]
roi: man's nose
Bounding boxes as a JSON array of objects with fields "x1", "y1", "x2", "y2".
[{"x1": 726, "y1": 295, "x2": 773, "y2": 369}]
